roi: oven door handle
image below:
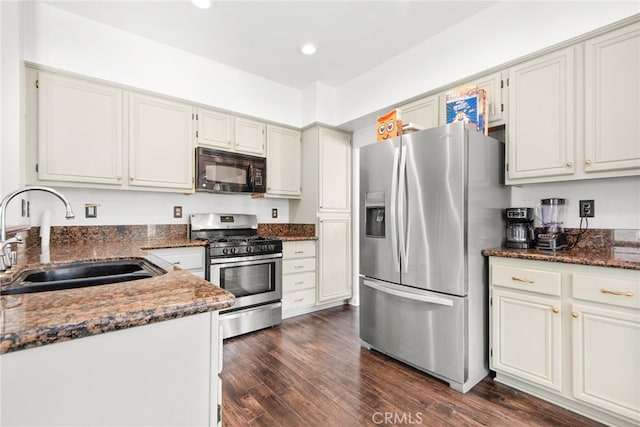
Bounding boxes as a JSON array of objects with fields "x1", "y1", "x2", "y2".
[{"x1": 209, "y1": 252, "x2": 283, "y2": 265}]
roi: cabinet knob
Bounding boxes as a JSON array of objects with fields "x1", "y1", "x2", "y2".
[
  {"x1": 117, "y1": 176, "x2": 122, "y2": 181},
  {"x1": 552, "y1": 307, "x2": 559, "y2": 314},
  {"x1": 566, "y1": 161, "x2": 573, "y2": 167},
  {"x1": 585, "y1": 159, "x2": 592, "y2": 165},
  {"x1": 130, "y1": 177, "x2": 134, "y2": 181},
  {"x1": 571, "y1": 312, "x2": 579, "y2": 318}
]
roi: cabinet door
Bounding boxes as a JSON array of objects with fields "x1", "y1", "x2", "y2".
[
  {"x1": 196, "y1": 108, "x2": 233, "y2": 151},
  {"x1": 571, "y1": 303, "x2": 640, "y2": 420},
  {"x1": 234, "y1": 117, "x2": 265, "y2": 156},
  {"x1": 491, "y1": 288, "x2": 562, "y2": 391},
  {"x1": 37, "y1": 72, "x2": 123, "y2": 185},
  {"x1": 318, "y1": 128, "x2": 351, "y2": 212},
  {"x1": 400, "y1": 95, "x2": 439, "y2": 129},
  {"x1": 128, "y1": 93, "x2": 194, "y2": 191},
  {"x1": 584, "y1": 22, "x2": 640, "y2": 174},
  {"x1": 507, "y1": 47, "x2": 576, "y2": 181},
  {"x1": 317, "y1": 216, "x2": 351, "y2": 303},
  {"x1": 266, "y1": 125, "x2": 301, "y2": 197}
]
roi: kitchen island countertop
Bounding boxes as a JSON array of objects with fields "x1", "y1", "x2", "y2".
[{"x1": 0, "y1": 237, "x2": 234, "y2": 354}]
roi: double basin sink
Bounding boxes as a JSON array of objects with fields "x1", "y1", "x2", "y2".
[{"x1": 0, "y1": 259, "x2": 166, "y2": 296}]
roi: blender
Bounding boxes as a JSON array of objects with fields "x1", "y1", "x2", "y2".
[{"x1": 535, "y1": 198, "x2": 568, "y2": 250}]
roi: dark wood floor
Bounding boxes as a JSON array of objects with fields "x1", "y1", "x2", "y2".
[{"x1": 221, "y1": 305, "x2": 602, "y2": 426}]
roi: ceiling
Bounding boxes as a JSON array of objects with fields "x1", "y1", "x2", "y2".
[{"x1": 43, "y1": 0, "x2": 498, "y2": 89}]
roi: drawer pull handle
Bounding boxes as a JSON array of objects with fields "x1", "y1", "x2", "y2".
[
  {"x1": 511, "y1": 276, "x2": 535, "y2": 284},
  {"x1": 601, "y1": 288, "x2": 633, "y2": 297},
  {"x1": 572, "y1": 312, "x2": 579, "y2": 318},
  {"x1": 294, "y1": 251, "x2": 304, "y2": 254},
  {"x1": 172, "y1": 261, "x2": 181, "y2": 265},
  {"x1": 294, "y1": 265, "x2": 304, "y2": 269},
  {"x1": 294, "y1": 298, "x2": 304, "y2": 303},
  {"x1": 552, "y1": 307, "x2": 559, "y2": 314},
  {"x1": 294, "y1": 281, "x2": 304, "y2": 285}
]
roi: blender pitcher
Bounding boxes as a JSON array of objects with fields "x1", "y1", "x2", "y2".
[{"x1": 535, "y1": 198, "x2": 569, "y2": 250}]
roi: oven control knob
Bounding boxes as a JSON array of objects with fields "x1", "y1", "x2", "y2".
[
  {"x1": 246, "y1": 246, "x2": 253, "y2": 253},
  {"x1": 230, "y1": 247, "x2": 238, "y2": 254},
  {"x1": 268, "y1": 244, "x2": 275, "y2": 251},
  {"x1": 222, "y1": 248, "x2": 229, "y2": 255}
]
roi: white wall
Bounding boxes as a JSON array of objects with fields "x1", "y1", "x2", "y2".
[
  {"x1": 1, "y1": 1, "x2": 27, "y2": 228},
  {"x1": 23, "y1": 2, "x2": 301, "y2": 127},
  {"x1": 28, "y1": 187, "x2": 290, "y2": 227},
  {"x1": 337, "y1": 1, "x2": 639, "y2": 127}
]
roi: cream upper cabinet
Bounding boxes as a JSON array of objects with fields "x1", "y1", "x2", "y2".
[
  {"x1": 318, "y1": 127, "x2": 351, "y2": 213},
  {"x1": 399, "y1": 95, "x2": 439, "y2": 130},
  {"x1": 128, "y1": 92, "x2": 194, "y2": 190},
  {"x1": 195, "y1": 108, "x2": 233, "y2": 151},
  {"x1": 265, "y1": 125, "x2": 301, "y2": 198},
  {"x1": 583, "y1": 22, "x2": 640, "y2": 174},
  {"x1": 234, "y1": 117, "x2": 266, "y2": 156},
  {"x1": 441, "y1": 71, "x2": 505, "y2": 126},
  {"x1": 36, "y1": 71, "x2": 124, "y2": 185},
  {"x1": 506, "y1": 46, "x2": 577, "y2": 182},
  {"x1": 317, "y1": 216, "x2": 352, "y2": 303}
]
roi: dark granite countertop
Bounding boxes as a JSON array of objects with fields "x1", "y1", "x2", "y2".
[
  {"x1": 482, "y1": 247, "x2": 640, "y2": 270},
  {"x1": 279, "y1": 236, "x2": 318, "y2": 242},
  {"x1": 0, "y1": 236, "x2": 234, "y2": 355}
]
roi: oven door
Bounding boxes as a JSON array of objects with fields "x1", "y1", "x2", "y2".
[{"x1": 210, "y1": 253, "x2": 282, "y2": 311}]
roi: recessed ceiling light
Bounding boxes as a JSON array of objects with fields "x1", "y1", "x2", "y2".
[
  {"x1": 301, "y1": 43, "x2": 317, "y2": 55},
  {"x1": 191, "y1": 0, "x2": 211, "y2": 9}
]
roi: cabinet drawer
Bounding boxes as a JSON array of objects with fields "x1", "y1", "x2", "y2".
[
  {"x1": 572, "y1": 272, "x2": 640, "y2": 309},
  {"x1": 283, "y1": 289, "x2": 316, "y2": 309},
  {"x1": 146, "y1": 247, "x2": 205, "y2": 271},
  {"x1": 283, "y1": 272, "x2": 316, "y2": 292},
  {"x1": 492, "y1": 263, "x2": 561, "y2": 296},
  {"x1": 283, "y1": 241, "x2": 316, "y2": 259},
  {"x1": 283, "y1": 257, "x2": 316, "y2": 274}
]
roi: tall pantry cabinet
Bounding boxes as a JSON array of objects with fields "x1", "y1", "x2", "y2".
[{"x1": 290, "y1": 126, "x2": 352, "y2": 306}]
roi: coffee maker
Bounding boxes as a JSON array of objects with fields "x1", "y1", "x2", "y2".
[
  {"x1": 505, "y1": 208, "x2": 535, "y2": 249},
  {"x1": 536, "y1": 198, "x2": 568, "y2": 250}
]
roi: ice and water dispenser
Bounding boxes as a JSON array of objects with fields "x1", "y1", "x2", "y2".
[{"x1": 365, "y1": 192, "x2": 386, "y2": 238}]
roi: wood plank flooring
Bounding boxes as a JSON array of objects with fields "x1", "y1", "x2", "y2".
[{"x1": 221, "y1": 305, "x2": 603, "y2": 426}]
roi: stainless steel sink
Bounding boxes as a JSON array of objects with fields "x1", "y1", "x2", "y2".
[{"x1": 0, "y1": 259, "x2": 166, "y2": 296}]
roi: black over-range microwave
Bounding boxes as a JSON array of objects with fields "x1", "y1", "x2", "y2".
[{"x1": 195, "y1": 147, "x2": 267, "y2": 194}]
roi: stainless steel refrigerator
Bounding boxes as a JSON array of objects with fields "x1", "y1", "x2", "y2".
[{"x1": 359, "y1": 123, "x2": 509, "y2": 393}]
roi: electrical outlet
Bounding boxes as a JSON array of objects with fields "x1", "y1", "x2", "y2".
[
  {"x1": 173, "y1": 206, "x2": 183, "y2": 218},
  {"x1": 85, "y1": 204, "x2": 98, "y2": 218},
  {"x1": 272, "y1": 208, "x2": 278, "y2": 218},
  {"x1": 579, "y1": 200, "x2": 595, "y2": 218}
]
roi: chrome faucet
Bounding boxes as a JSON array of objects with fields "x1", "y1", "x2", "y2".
[{"x1": 0, "y1": 186, "x2": 75, "y2": 272}]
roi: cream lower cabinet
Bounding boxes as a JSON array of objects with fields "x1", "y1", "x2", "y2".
[
  {"x1": 146, "y1": 246, "x2": 206, "y2": 278},
  {"x1": 489, "y1": 257, "x2": 640, "y2": 427},
  {"x1": 317, "y1": 216, "x2": 352, "y2": 303},
  {"x1": 282, "y1": 240, "x2": 317, "y2": 318},
  {"x1": 1, "y1": 312, "x2": 221, "y2": 427}
]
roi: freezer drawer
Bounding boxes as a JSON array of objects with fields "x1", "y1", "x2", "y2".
[{"x1": 359, "y1": 277, "x2": 467, "y2": 388}]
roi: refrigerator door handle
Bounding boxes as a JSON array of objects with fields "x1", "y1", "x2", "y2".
[
  {"x1": 390, "y1": 146, "x2": 401, "y2": 273},
  {"x1": 398, "y1": 145, "x2": 408, "y2": 273},
  {"x1": 362, "y1": 279, "x2": 454, "y2": 306}
]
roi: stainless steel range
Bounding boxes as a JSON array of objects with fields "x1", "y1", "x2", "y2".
[{"x1": 190, "y1": 213, "x2": 282, "y2": 339}]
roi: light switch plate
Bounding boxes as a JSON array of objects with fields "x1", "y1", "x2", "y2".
[
  {"x1": 173, "y1": 206, "x2": 183, "y2": 218},
  {"x1": 85, "y1": 204, "x2": 98, "y2": 218}
]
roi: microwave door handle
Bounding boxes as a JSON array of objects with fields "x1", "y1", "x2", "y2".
[{"x1": 247, "y1": 163, "x2": 253, "y2": 188}]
